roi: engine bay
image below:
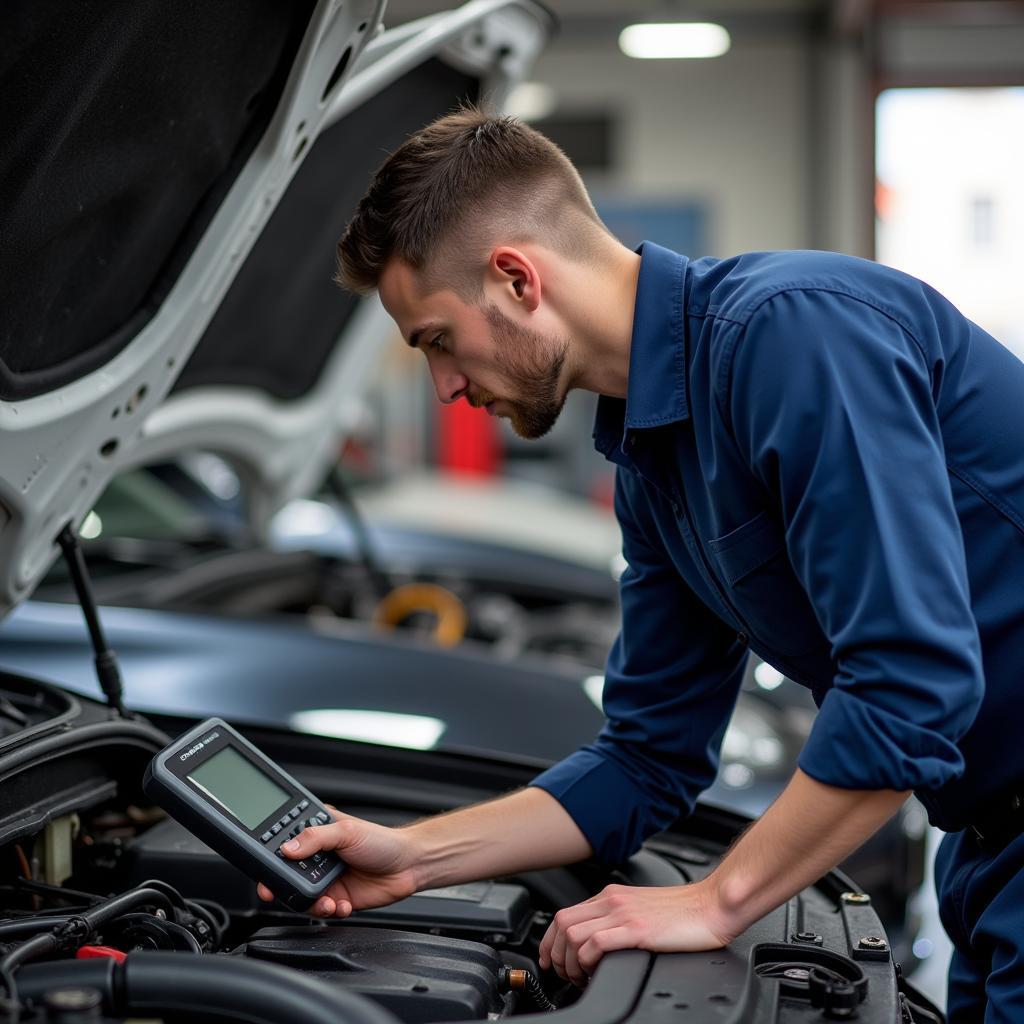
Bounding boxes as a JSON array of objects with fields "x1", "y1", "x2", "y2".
[{"x1": 0, "y1": 672, "x2": 941, "y2": 1023}]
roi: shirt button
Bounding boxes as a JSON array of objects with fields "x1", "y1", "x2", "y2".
[{"x1": 737, "y1": 631, "x2": 749, "y2": 646}]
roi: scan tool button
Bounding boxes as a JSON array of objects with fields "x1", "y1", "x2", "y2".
[
  {"x1": 298, "y1": 799, "x2": 310, "y2": 811},
  {"x1": 307, "y1": 817, "x2": 320, "y2": 829},
  {"x1": 288, "y1": 806, "x2": 301, "y2": 819},
  {"x1": 271, "y1": 823, "x2": 283, "y2": 835},
  {"x1": 261, "y1": 831, "x2": 273, "y2": 843},
  {"x1": 315, "y1": 810, "x2": 330, "y2": 824}
]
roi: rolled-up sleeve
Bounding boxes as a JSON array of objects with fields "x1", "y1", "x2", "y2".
[
  {"x1": 531, "y1": 468, "x2": 748, "y2": 863},
  {"x1": 727, "y1": 289, "x2": 984, "y2": 794}
]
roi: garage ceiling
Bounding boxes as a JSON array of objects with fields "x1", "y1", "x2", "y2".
[{"x1": 383, "y1": 0, "x2": 827, "y2": 30}]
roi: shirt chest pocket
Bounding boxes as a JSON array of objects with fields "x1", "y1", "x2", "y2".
[{"x1": 707, "y1": 510, "x2": 828, "y2": 657}]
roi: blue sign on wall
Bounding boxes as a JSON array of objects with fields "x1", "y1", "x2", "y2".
[{"x1": 595, "y1": 198, "x2": 708, "y2": 258}]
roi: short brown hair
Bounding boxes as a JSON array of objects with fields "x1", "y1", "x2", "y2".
[{"x1": 335, "y1": 105, "x2": 608, "y2": 296}]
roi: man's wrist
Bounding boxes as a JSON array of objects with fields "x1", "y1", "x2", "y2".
[
  {"x1": 400, "y1": 819, "x2": 445, "y2": 892},
  {"x1": 702, "y1": 864, "x2": 756, "y2": 943}
]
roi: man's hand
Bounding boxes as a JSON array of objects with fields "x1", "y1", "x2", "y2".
[
  {"x1": 255, "y1": 787, "x2": 592, "y2": 917},
  {"x1": 538, "y1": 880, "x2": 733, "y2": 987},
  {"x1": 257, "y1": 808, "x2": 419, "y2": 917},
  {"x1": 539, "y1": 770, "x2": 909, "y2": 987}
]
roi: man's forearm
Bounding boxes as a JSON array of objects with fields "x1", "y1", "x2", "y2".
[
  {"x1": 707, "y1": 768, "x2": 910, "y2": 937},
  {"x1": 406, "y1": 786, "x2": 593, "y2": 891},
  {"x1": 536, "y1": 767, "x2": 910, "y2": 984}
]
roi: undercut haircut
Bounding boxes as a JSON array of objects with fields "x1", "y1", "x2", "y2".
[{"x1": 335, "y1": 105, "x2": 609, "y2": 298}]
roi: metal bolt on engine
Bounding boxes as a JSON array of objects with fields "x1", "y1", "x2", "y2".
[
  {"x1": 840, "y1": 891, "x2": 871, "y2": 905},
  {"x1": 858, "y1": 936, "x2": 887, "y2": 951}
]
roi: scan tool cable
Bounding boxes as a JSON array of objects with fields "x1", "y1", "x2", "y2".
[{"x1": 57, "y1": 523, "x2": 128, "y2": 718}]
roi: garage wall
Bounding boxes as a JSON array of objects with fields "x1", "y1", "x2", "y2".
[
  {"x1": 531, "y1": 34, "x2": 815, "y2": 258},
  {"x1": 529, "y1": 8, "x2": 1024, "y2": 264}
]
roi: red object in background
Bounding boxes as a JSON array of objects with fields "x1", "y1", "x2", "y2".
[
  {"x1": 589, "y1": 470, "x2": 616, "y2": 510},
  {"x1": 77, "y1": 945, "x2": 128, "y2": 963},
  {"x1": 437, "y1": 400, "x2": 502, "y2": 476}
]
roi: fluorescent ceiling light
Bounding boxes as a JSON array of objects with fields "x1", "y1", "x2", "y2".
[
  {"x1": 506, "y1": 81, "x2": 557, "y2": 122},
  {"x1": 619, "y1": 22, "x2": 731, "y2": 60}
]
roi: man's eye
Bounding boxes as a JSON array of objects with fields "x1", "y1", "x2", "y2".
[{"x1": 428, "y1": 334, "x2": 445, "y2": 353}]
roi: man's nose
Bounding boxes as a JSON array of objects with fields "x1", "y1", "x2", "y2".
[{"x1": 429, "y1": 361, "x2": 469, "y2": 404}]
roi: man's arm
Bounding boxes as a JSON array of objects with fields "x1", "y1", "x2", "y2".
[
  {"x1": 537, "y1": 769, "x2": 907, "y2": 984},
  {"x1": 540, "y1": 284, "x2": 980, "y2": 984},
  {"x1": 256, "y1": 786, "x2": 592, "y2": 917},
  {"x1": 407, "y1": 786, "x2": 594, "y2": 887}
]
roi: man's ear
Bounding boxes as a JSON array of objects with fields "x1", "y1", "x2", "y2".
[{"x1": 488, "y1": 247, "x2": 541, "y2": 312}]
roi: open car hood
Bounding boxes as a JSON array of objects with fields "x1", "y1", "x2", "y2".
[{"x1": 0, "y1": 0, "x2": 553, "y2": 619}]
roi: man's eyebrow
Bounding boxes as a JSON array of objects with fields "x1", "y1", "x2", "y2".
[{"x1": 406, "y1": 323, "x2": 436, "y2": 349}]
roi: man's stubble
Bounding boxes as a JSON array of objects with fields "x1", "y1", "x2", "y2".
[{"x1": 470, "y1": 303, "x2": 570, "y2": 440}]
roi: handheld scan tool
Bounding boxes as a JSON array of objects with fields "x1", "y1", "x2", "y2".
[{"x1": 144, "y1": 717, "x2": 345, "y2": 910}]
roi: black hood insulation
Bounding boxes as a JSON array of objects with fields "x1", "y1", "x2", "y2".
[
  {"x1": 0, "y1": 0, "x2": 316, "y2": 401},
  {"x1": 172, "y1": 58, "x2": 480, "y2": 404}
]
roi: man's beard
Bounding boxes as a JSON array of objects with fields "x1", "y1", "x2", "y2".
[{"x1": 469, "y1": 303, "x2": 569, "y2": 440}]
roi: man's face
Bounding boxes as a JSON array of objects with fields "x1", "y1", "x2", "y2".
[{"x1": 378, "y1": 259, "x2": 570, "y2": 440}]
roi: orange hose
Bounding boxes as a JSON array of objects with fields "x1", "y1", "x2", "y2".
[
  {"x1": 373, "y1": 583, "x2": 468, "y2": 647},
  {"x1": 14, "y1": 844, "x2": 31, "y2": 881}
]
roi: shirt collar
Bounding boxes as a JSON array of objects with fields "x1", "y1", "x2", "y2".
[{"x1": 593, "y1": 241, "x2": 690, "y2": 458}]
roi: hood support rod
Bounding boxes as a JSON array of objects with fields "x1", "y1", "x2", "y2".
[{"x1": 56, "y1": 524, "x2": 128, "y2": 718}]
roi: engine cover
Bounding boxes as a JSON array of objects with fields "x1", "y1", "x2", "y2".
[{"x1": 240, "y1": 925, "x2": 506, "y2": 1022}]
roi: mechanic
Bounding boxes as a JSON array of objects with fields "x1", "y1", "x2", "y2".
[{"x1": 260, "y1": 109, "x2": 1024, "y2": 1023}]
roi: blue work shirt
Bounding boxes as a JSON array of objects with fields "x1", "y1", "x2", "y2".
[{"x1": 532, "y1": 242, "x2": 1024, "y2": 864}]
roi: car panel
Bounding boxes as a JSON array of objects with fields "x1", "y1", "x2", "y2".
[{"x1": 0, "y1": 0, "x2": 553, "y2": 618}]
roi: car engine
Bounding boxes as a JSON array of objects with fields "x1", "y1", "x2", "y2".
[{"x1": 0, "y1": 671, "x2": 942, "y2": 1024}]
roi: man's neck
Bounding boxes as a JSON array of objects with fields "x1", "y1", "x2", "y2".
[{"x1": 563, "y1": 244, "x2": 640, "y2": 400}]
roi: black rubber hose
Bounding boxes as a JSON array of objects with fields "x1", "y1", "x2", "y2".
[
  {"x1": 188, "y1": 898, "x2": 229, "y2": 944},
  {"x1": 17, "y1": 953, "x2": 401, "y2": 1024},
  {"x1": 0, "y1": 931, "x2": 57, "y2": 1018},
  {"x1": 11, "y1": 960, "x2": 114, "y2": 1007},
  {"x1": 0, "y1": 884, "x2": 175, "y2": 1008},
  {"x1": 0, "y1": 934, "x2": 57, "y2": 980},
  {"x1": 0, "y1": 918, "x2": 73, "y2": 941},
  {"x1": 132, "y1": 879, "x2": 187, "y2": 915},
  {"x1": 79, "y1": 888, "x2": 175, "y2": 932}
]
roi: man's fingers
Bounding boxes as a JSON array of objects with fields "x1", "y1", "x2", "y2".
[
  {"x1": 305, "y1": 878, "x2": 355, "y2": 918},
  {"x1": 548, "y1": 927, "x2": 570, "y2": 981},
  {"x1": 539, "y1": 899, "x2": 612, "y2": 970},
  {"x1": 310, "y1": 894, "x2": 336, "y2": 916},
  {"x1": 578, "y1": 927, "x2": 634, "y2": 975},
  {"x1": 561, "y1": 919, "x2": 608, "y2": 986},
  {"x1": 257, "y1": 883, "x2": 274, "y2": 902},
  {"x1": 562, "y1": 935, "x2": 588, "y2": 988},
  {"x1": 281, "y1": 820, "x2": 346, "y2": 859},
  {"x1": 309, "y1": 895, "x2": 351, "y2": 917}
]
